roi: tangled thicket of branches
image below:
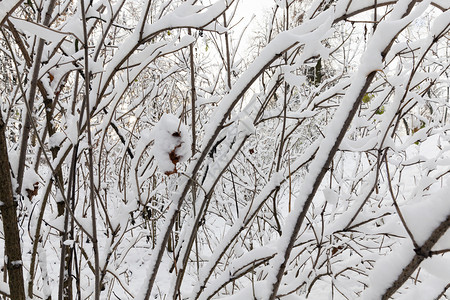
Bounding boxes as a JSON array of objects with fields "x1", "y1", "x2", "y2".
[{"x1": 0, "y1": 0, "x2": 450, "y2": 299}]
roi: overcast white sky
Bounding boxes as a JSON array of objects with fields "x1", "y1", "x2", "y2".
[
  {"x1": 234, "y1": 0, "x2": 274, "y2": 29},
  {"x1": 230, "y1": 0, "x2": 274, "y2": 56}
]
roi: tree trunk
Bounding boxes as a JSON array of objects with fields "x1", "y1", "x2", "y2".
[{"x1": 0, "y1": 116, "x2": 25, "y2": 300}]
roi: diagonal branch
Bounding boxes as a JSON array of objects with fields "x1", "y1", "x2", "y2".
[{"x1": 381, "y1": 213, "x2": 450, "y2": 300}]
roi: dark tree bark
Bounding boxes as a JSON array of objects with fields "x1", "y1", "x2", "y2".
[{"x1": 0, "y1": 116, "x2": 25, "y2": 300}]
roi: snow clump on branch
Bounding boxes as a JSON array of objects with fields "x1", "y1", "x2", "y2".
[{"x1": 152, "y1": 113, "x2": 191, "y2": 175}]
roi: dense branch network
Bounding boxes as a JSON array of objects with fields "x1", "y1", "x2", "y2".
[{"x1": 0, "y1": 0, "x2": 449, "y2": 299}]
